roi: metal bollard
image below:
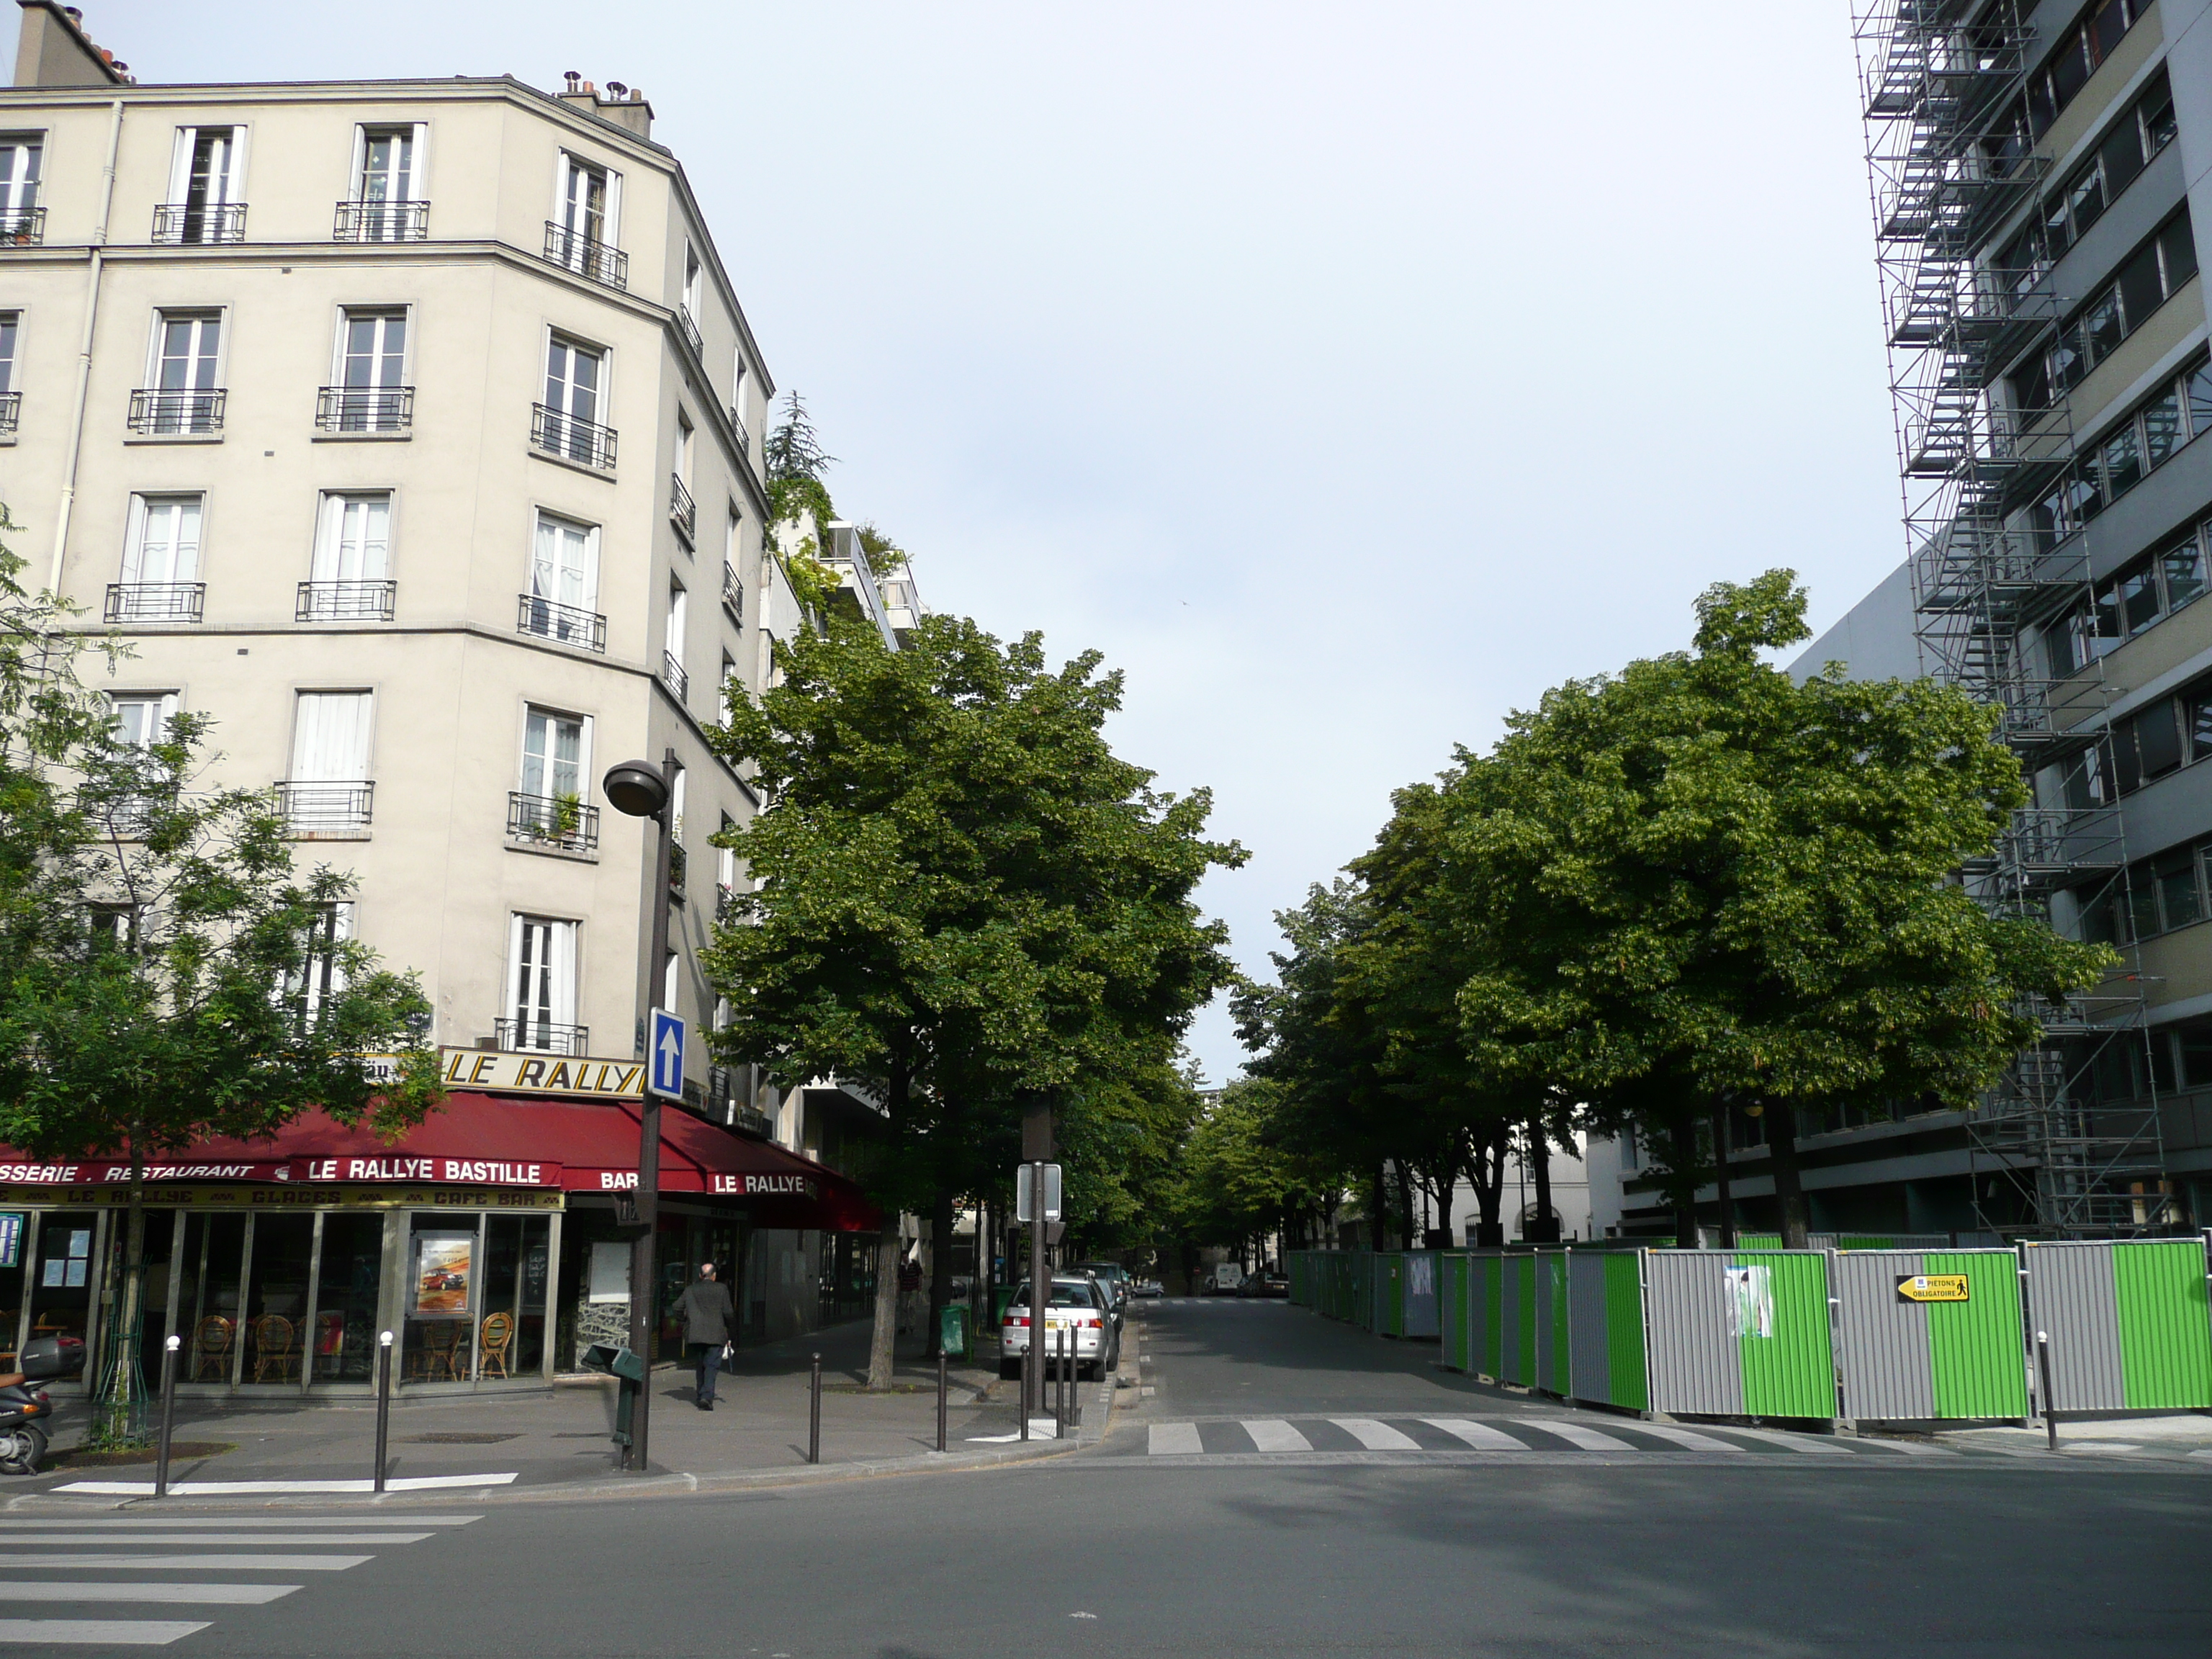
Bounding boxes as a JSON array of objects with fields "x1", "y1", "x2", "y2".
[
  {"x1": 1019, "y1": 1334, "x2": 1030, "y2": 1442},
  {"x1": 153, "y1": 1334, "x2": 181, "y2": 1499},
  {"x1": 936, "y1": 1349, "x2": 948, "y2": 1453},
  {"x1": 1056, "y1": 1327, "x2": 1067, "y2": 1437},
  {"x1": 808, "y1": 1352, "x2": 822, "y2": 1465},
  {"x1": 373, "y1": 1331, "x2": 395, "y2": 1493},
  {"x1": 2036, "y1": 1330, "x2": 2059, "y2": 1452}
]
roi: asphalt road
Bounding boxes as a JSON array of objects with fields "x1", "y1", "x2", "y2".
[{"x1": 9, "y1": 1298, "x2": 2209, "y2": 1658}]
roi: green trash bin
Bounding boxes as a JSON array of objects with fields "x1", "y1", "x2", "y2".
[{"x1": 941, "y1": 1303, "x2": 970, "y2": 1360}]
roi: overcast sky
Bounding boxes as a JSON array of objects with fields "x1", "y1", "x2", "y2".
[{"x1": 53, "y1": 3, "x2": 1906, "y2": 1082}]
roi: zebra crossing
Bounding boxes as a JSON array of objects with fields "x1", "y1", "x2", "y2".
[
  {"x1": 1139, "y1": 1415, "x2": 1956, "y2": 1460},
  {"x1": 0, "y1": 1513, "x2": 480, "y2": 1647}
]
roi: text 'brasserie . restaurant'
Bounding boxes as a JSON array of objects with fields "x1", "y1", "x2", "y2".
[{"x1": 0, "y1": 1049, "x2": 878, "y2": 1395}]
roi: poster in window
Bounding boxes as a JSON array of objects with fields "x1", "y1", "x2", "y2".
[
  {"x1": 413, "y1": 1231, "x2": 475, "y2": 1316},
  {"x1": 0, "y1": 1212, "x2": 20, "y2": 1269},
  {"x1": 588, "y1": 1240, "x2": 630, "y2": 1303},
  {"x1": 1725, "y1": 1264, "x2": 1774, "y2": 1339}
]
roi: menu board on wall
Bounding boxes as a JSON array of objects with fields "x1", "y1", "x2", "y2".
[{"x1": 413, "y1": 1231, "x2": 475, "y2": 1316}]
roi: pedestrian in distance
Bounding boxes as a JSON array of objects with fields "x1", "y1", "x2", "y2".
[{"x1": 671, "y1": 1262, "x2": 734, "y2": 1410}]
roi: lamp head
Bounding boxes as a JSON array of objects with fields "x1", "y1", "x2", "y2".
[{"x1": 603, "y1": 760, "x2": 670, "y2": 819}]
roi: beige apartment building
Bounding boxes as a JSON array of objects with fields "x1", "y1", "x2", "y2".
[{"x1": 1, "y1": 12, "x2": 778, "y2": 1105}]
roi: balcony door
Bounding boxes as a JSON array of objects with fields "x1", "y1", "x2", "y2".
[
  {"x1": 507, "y1": 915, "x2": 579, "y2": 1053},
  {"x1": 336, "y1": 311, "x2": 407, "y2": 431},
  {"x1": 557, "y1": 153, "x2": 613, "y2": 249},
  {"x1": 167, "y1": 126, "x2": 243, "y2": 243},
  {"x1": 529, "y1": 513, "x2": 598, "y2": 626},
  {"x1": 358, "y1": 126, "x2": 418, "y2": 204},
  {"x1": 520, "y1": 708, "x2": 586, "y2": 804},
  {"x1": 312, "y1": 493, "x2": 392, "y2": 585},
  {"x1": 290, "y1": 692, "x2": 374, "y2": 786},
  {"x1": 122, "y1": 495, "x2": 202, "y2": 588},
  {"x1": 0, "y1": 135, "x2": 40, "y2": 234}
]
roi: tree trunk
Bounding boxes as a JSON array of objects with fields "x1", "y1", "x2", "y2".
[
  {"x1": 1667, "y1": 1108, "x2": 1700, "y2": 1248},
  {"x1": 97, "y1": 1133, "x2": 149, "y2": 1447},
  {"x1": 1524, "y1": 1115, "x2": 1560, "y2": 1243},
  {"x1": 1471, "y1": 1123, "x2": 1507, "y2": 1246},
  {"x1": 1367, "y1": 1166, "x2": 1389, "y2": 1252},
  {"x1": 1392, "y1": 1159, "x2": 1415, "y2": 1251},
  {"x1": 864, "y1": 1061, "x2": 912, "y2": 1391},
  {"x1": 979, "y1": 1197, "x2": 996, "y2": 1363},
  {"x1": 924, "y1": 1187, "x2": 953, "y2": 1360},
  {"x1": 1765, "y1": 1100, "x2": 1811, "y2": 1249}
]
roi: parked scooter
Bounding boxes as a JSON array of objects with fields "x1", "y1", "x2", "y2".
[{"x1": 0, "y1": 1334, "x2": 88, "y2": 1475}]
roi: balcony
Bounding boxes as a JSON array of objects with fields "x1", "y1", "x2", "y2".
[
  {"x1": 662, "y1": 649, "x2": 690, "y2": 701},
  {"x1": 295, "y1": 580, "x2": 395, "y2": 623},
  {"x1": 333, "y1": 198, "x2": 428, "y2": 241},
  {"x1": 541, "y1": 221, "x2": 628, "y2": 289},
  {"x1": 508, "y1": 790, "x2": 601, "y2": 854},
  {"x1": 0, "y1": 205, "x2": 43, "y2": 246},
  {"x1": 516, "y1": 593, "x2": 606, "y2": 652},
  {"x1": 276, "y1": 780, "x2": 374, "y2": 833},
  {"x1": 104, "y1": 583, "x2": 205, "y2": 624},
  {"x1": 153, "y1": 202, "x2": 247, "y2": 244},
  {"x1": 0, "y1": 390, "x2": 17, "y2": 436},
  {"x1": 669, "y1": 841, "x2": 688, "y2": 906},
  {"x1": 128, "y1": 388, "x2": 225, "y2": 436},
  {"x1": 678, "y1": 305, "x2": 703, "y2": 361},
  {"x1": 728, "y1": 406, "x2": 748, "y2": 454},
  {"x1": 531, "y1": 403, "x2": 616, "y2": 472},
  {"x1": 669, "y1": 472, "x2": 696, "y2": 544},
  {"x1": 495, "y1": 1017, "x2": 589, "y2": 1056},
  {"x1": 315, "y1": 385, "x2": 413, "y2": 435},
  {"x1": 720, "y1": 563, "x2": 743, "y2": 624}
]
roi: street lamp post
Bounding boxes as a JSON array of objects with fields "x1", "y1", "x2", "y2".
[{"x1": 604, "y1": 748, "x2": 678, "y2": 1473}]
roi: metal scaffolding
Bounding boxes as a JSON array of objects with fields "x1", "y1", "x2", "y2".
[{"x1": 1852, "y1": 0, "x2": 2170, "y2": 1237}]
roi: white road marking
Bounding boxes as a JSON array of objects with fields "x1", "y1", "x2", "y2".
[
  {"x1": 0, "y1": 1585, "x2": 301, "y2": 1606},
  {"x1": 0, "y1": 1533, "x2": 433, "y2": 1547},
  {"x1": 0, "y1": 1517, "x2": 479, "y2": 1529},
  {"x1": 54, "y1": 1473, "x2": 518, "y2": 1496},
  {"x1": 0, "y1": 1619, "x2": 210, "y2": 1645},
  {"x1": 1421, "y1": 1418, "x2": 1529, "y2": 1450},
  {"x1": 1241, "y1": 1420, "x2": 1312, "y2": 1452},
  {"x1": 1621, "y1": 1424, "x2": 1748, "y2": 1453},
  {"x1": 1516, "y1": 1420, "x2": 1639, "y2": 1452},
  {"x1": 1852, "y1": 1439, "x2": 1959, "y2": 1457},
  {"x1": 3, "y1": 1555, "x2": 372, "y2": 1572},
  {"x1": 1331, "y1": 1418, "x2": 1421, "y2": 1450},
  {"x1": 1148, "y1": 1422, "x2": 1205, "y2": 1455}
]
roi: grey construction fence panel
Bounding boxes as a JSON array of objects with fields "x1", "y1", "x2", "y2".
[
  {"x1": 1645, "y1": 1249, "x2": 1746, "y2": 1416},
  {"x1": 2023, "y1": 1241, "x2": 2129, "y2": 1412},
  {"x1": 1404, "y1": 1250, "x2": 1440, "y2": 1339},
  {"x1": 1832, "y1": 1249, "x2": 2028, "y2": 1424}
]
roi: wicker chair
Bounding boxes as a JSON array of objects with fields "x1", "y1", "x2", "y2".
[
  {"x1": 478, "y1": 1312, "x2": 516, "y2": 1381},
  {"x1": 191, "y1": 1315, "x2": 235, "y2": 1381},
  {"x1": 250, "y1": 1314, "x2": 297, "y2": 1383}
]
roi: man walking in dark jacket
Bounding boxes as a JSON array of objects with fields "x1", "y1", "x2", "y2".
[{"x1": 671, "y1": 1262, "x2": 734, "y2": 1409}]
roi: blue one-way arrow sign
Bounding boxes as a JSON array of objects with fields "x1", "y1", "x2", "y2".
[{"x1": 647, "y1": 1007, "x2": 685, "y2": 1101}]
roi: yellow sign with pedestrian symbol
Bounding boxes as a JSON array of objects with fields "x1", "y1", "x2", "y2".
[{"x1": 1894, "y1": 1274, "x2": 1969, "y2": 1304}]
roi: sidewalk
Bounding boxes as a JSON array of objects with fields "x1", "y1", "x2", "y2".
[
  {"x1": 1923, "y1": 1411, "x2": 2212, "y2": 1457},
  {"x1": 12, "y1": 1317, "x2": 1119, "y2": 1505}
]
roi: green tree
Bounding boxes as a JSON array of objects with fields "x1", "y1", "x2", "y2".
[
  {"x1": 1450, "y1": 570, "x2": 2114, "y2": 1246},
  {"x1": 703, "y1": 612, "x2": 1243, "y2": 1386},
  {"x1": 0, "y1": 535, "x2": 440, "y2": 1444}
]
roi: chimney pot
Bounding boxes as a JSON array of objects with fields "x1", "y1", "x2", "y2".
[{"x1": 63, "y1": 6, "x2": 83, "y2": 19}]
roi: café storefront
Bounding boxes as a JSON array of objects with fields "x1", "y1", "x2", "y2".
[{"x1": 0, "y1": 1051, "x2": 878, "y2": 1397}]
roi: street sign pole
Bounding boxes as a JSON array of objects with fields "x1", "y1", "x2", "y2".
[
  {"x1": 1028, "y1": 1159, "x2": 1046, "y2": 1429},
  {"x1": 627, "y1": 749, "x2": 678, "y2": 1473}
]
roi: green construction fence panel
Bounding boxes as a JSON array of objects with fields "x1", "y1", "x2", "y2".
[
  {"x1": 1533, "y1": 1251, "x2": 1570, "y2": 1396},
  {"x1": 1566, "y1": 1247, "x2": 1649, "y2": 1411},
  {"x1": 2023, "y1": 1238, "x2": 2212, "y2": 1412},
  {"x1": 1377, "y1": 1254, "x2": 1406, "y2": 1336},
  {"x1": 1833, "y1": 1248, "x2": 2027, "y2": 1422},
  {"x1": 1645, "y1": 1248, "x2": 1838, "y2": 1420},
  {"x1": 1439, "y1": 1254, "x2": 1471, "y2": 1372},
  {"x1": 1466, "y1": 1251, "x2": 1503, "y2": 1378}
]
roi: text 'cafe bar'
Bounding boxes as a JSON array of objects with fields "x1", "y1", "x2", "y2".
[{"x1": 0, "y1": 1048, "x2": 879, "y2": 1397}]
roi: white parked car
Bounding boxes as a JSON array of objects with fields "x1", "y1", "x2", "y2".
[
  {"x1": 999, "y1": 1277, "x2": 1118, "y2": 1382},
  {"x1": 1208, "y1": 1262, "x2": 1245, "y2": 1295}
]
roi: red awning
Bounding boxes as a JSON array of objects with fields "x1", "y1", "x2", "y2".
[{"x1": 0, "y1": 1093, "x2": 880, "y2": 1231}]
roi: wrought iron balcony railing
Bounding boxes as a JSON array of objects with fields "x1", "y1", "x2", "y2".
[
  {"x1": 542, "y1": 221, "x2": 628, "y2": 289},
  {"x1": 153, "y1": 202, "x2": 247, "y2": 244},
  {"x1": 516, "y1": 593, "x2": 607, "y2": 652},
  {"x1": 495, "y1": 1017, "x2": 589, "y2": 1056},
  {"x1": 531, "y1": 402, "x2": 617, "y2": 471},
  {"x1": 507, "y1": 790, "x2": 601, "y2": 853},
  {"x1": 721, "y1": 563, "x2": 743, "y2": 623},
  {"x1": 519, "y1": 593, "x2": 610, "y2": 655},
  {"x1": 105, "y1": 583, "x2": 205, "y2": 624},
  {"x1": 296, "y1": 580, "x2": 396, "y2": 622},
  {"x1": 662, "y1": 649, "x2": 690, "y2": 701},
  {"x1": 333, "y1": 198, "x2": 429, "y2": 241},
  {"x1": 0, "y1": 390, "x2": 17, "y2": 436},
  {"x1": 128, "y1": 387, "x2": 225, "y2": 436},
  {"x1": 670, "y1": 472, "x2": 696, "y2": 544},
  {"x1": 0, "y1": 205, "x2": 44, "y2": 246},
  {"x1": 729, "y1": 407, "x2": 749, "y2": 454},
  {"x1": 276, "y1": 779, "x2": 374, "y2": 832},
  {"x1": 316, "y1": 385, "x2": 413, "y2": 433},
  {"x1": 678, "y1": 305, "x2": 703, "y2": 360}
]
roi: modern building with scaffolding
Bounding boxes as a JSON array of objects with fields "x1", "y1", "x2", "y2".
[{"x1": 1771, "y1": 0, "x2": 2210, "y2": 1241}]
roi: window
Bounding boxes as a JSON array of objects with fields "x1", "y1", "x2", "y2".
[
  {"x1": 2014, "y1": 208, "x2": 2198, "y2": 410},
  {"x1": 0, "y1": 310, "x2": 17, "y2": 435},
  {"x1": 2016, "y1": 1, "x2": 2146, "y2": 142},
  {"x1": 341, "y1": 124, "x2": 427, "y2": 240},
  {"x1": 547, "y1": 153, "x2": 624, "y2": 287},
  {"x1": 680, "y1": 245, "x2": 703, "y2": 356},
  {"x1": 664, "y1": 581, "x2": 689, "y2": 698},
  {"x1": 284, "y1": 691, "x2": 375, "y2": 830},
  {"x1": 301, "y1": 491, "x2": 394, "y2": 621},
  {"x1": 536, "y1": 336, "x2": 613, "y2": 469},
  {"x1": 110, "y1": 691, "x2": 178, "y2": 751},
  {"x1": 322, "y1": 310, "x2": 410, "y2": 433},
  {"x1": 721, "y1": 649, "x2": 737, "y2": 710},
  {"x1": 284, "y1": 902, "x2": 354, "y2": 1024},
  {"x1": 521, "y1": 706, "x2": 587, "y2": 804},
  {"x1": 523, "y1": 511, "x2": 602, "y2": 647},
  {"x1": 729, "y1": 351, "x2": 749, "y2": 443},
  {"x1": 2032, "y1": 353, "x2": 2212, "y2": 549},
  {"x1": 135, "y1": 311, "x2": 223, "y2": 435},
  {"x1": 2030, "y1": 73, "x2": 2172, "y2": 266},
  {"x1": 89, "y1": 903, "x2": 140, "y2": 954},
  {"x1": 505, "y1": 915, "x2": 581, "y2": 1053},
  {"x1": 0, "y1": 134, "x2": 40, "y2": 242},
  {"x1": 112, "y1": 494, "x2": 204, "y2": 622},
  {"x1": 718, "y1": 813, "x2": 737, "y2": 900},
  {"x1": 671, "y1": 414, "x2": 696, "y2": 544},
  {"x1": 159, "y1": 126, "x2": 246, "y2": 243}
]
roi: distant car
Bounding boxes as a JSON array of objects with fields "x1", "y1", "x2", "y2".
[
  {"x1": 1208, "y1": 1263, "x2": 1245, "y2": 1295},
  {"x1": 1240, "y1": 1270, "x2": 1289, "y2": 1299},
  {"x1": 1070, "y1": 1261, "x2": 1132, "y2": 1317},
  {"x1": 1132, "y1": 1279, "x2": 1164, "y2": 1299},
  {"x1": 999, "y1": 1277, "x2": 1118, "y2": 1382}
]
